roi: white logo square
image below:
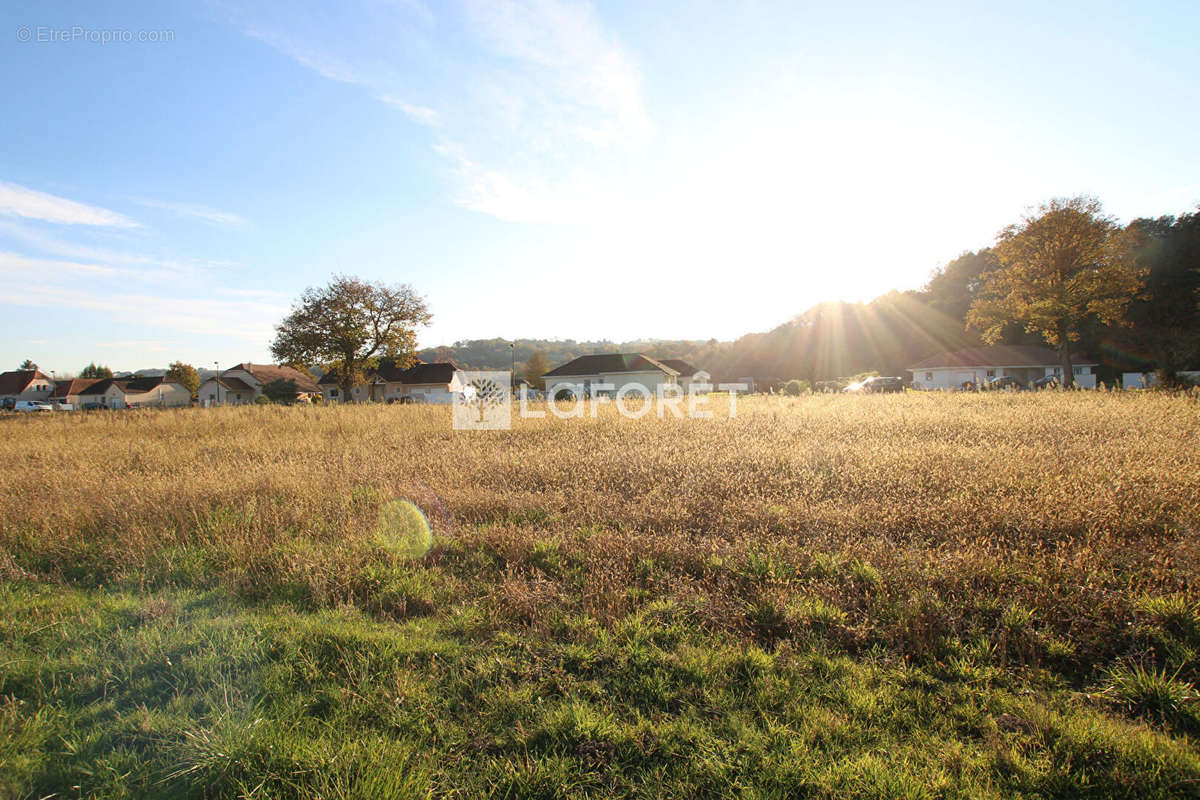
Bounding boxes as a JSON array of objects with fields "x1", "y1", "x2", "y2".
[{"x1": 453, "y1": 371, "x2": 512, "y2": 430}]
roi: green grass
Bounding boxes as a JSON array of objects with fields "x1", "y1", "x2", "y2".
[{"x1": 2, "y1": 578, "x2": 1198, "y2": 799}]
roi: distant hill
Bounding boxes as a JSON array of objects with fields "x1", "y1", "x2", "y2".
[{"x1": 418, "y1": 292, "x2": 983, "y2": 381}]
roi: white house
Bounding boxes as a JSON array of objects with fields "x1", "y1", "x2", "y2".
[
  {"x1": 541, "y1": 353, "x2": 680, "y2": 398},
  {"x1": 908, "y1": 345, "x2": 1098, "y2": 389},
  {"x1": 79, "y1": 377, "x2": 191, "y2": 408},
  {"x1": 318, "y1": 360, "x2": 464, "y2": 404},
  {"x1": 197, "y1": 376, "x2": 258, "y2": 406},
  {"x1": 198, "y1": 363, "x2": 319, "y2": 406}
]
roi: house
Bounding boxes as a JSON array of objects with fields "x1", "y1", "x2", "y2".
[
  {"x1": 318, "y1": 360, "x2": 464, "y2": 404},
  {"x1": 198, "y1": 363, "x2": 319, "y2": 406},
  {"x1": 659, "y1": 359, "x2": 711, "y2": 392},
  {"x1": 50, "y1": 378, "x2": 99, "y2": 406},
  {"x1": 908, "y1": 346, "x2": 1098, "y2": 389},
  {"x1": 0, "y1": 369, "x2": 55, "y2": 407},
  {"x1": 541, "y1": 353, "x2": 679, "y2": 398},
  {"x1": 392, "y1": 362, "x2": 463, "y2": 403},
  {"x1": 197, "y1": 376, "x2": 258, "y2": 406},
  {"x1": 79, "y1": 377, "x2": 191, "y2": 408}
]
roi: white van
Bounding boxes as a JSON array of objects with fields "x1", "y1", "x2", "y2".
[{"x1": 15, "y1": 401, "x2": 54, "y2": 413}]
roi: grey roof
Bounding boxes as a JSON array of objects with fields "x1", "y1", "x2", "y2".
[
  {"x1": 542, "y1": 353, "x2": 679, "y2": 378},
  {"x1": 399, "y1": 362, "x2": 457, "y2": 385},
  {"x1": 321, "y1": 361, "x2": 458, "y2": 387},
  {"x1": 201, "y1": 376, "x2": 257, "y2": 393},
  {"x1": 659, "y1": 359, "x2": 702, "y2": 376}
]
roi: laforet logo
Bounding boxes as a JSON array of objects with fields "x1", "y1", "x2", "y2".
[{"x1": 453, "y1": 371, "x2": 512, "y2": 430}]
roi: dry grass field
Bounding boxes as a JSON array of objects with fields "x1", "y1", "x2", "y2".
[{"x1": 2, "y1": 392, "x2": 1199, "y2": 798}]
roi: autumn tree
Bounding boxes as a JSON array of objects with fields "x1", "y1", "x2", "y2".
[
  {"x1": 271, "y1": 275, "x2": 431, "y2": 399},
  {"x1": 18, "y1": 359, "x2": 37, "y2": 370},
  {"x1": 164, "y1": 361, "x2": 200, "y2": 396},
  {"x1": 521, "y1": 350, "x2": 550, "y2": 389},
  {"x1": 80, "y1": 363, "x2": 113, "y2": 379},
  {"x1": 967, "y1": 197, "x2": 1145, "y2": 386}
]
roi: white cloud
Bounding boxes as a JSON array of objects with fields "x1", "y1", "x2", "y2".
[
  {"x1": 0, "y1": 181, "x2": 137, "y2": 227},
  {"x1": 0, "y1": 220, "x2": 230, "y2": 277},
  {"x1": 0, "y1": 251, "x2": 122, "y2": 278},
  {"x1": 463, "y1": 0, "x2": 650, "y2": 144},
  {"x1": 223, "y1": 0, "x2": 650, "y2": 224},
  {"x1": 0, "y1": 282, "x2": 285, "y2": 342},
  {"x1": 381, "y1": 96, "x2": 441, "y2": 126},
  {"x1": 133, "y1": 198, "x2": 247, "y2": 226}
]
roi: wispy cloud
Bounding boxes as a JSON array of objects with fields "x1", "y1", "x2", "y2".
[
  {"x1": 221, "y1": 0, "x2": 650, "y2": 224},
  {"x1": 381, "y1": 96, "x2": 441, "y2": 126},
  {"x1": 133, "y1": 198, "x2": 247, "y2": 226},
  {"x1": 0, "y1": 251, "x2": 122, "y2": 279},
  {"x1": 0, "y1": 282, "x2": 285, "y2": 342},
  {"x1": 0, "y1": 181, "x2": 137, "y2": 227},
  {"x1": 0, "y1": 220, "x2": 229, "y2": 279}
]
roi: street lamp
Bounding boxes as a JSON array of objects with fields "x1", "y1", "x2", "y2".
[
  {"x1": 510, "y1": 342, "x2": 516, "y2": 395},
  {"x1": 213, "y1": 361, "x2": 220, "y2": 407}
]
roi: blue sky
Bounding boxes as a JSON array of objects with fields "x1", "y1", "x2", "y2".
[{"x1": 2, "y1": 0, "x2": 1198, "y2": 374}]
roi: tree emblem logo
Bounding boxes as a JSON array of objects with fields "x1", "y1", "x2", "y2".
[{"x1": 453, "y1": 371, "x2": 512, "y2": 430}]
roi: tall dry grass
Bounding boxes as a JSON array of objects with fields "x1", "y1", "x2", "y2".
[{"x1": 1, "y1": 392, "x2": 1198, "y2": 672}]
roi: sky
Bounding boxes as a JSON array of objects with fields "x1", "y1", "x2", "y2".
[{"x1": 2, "y1": 0, "x2": 1198, "y2": 374}]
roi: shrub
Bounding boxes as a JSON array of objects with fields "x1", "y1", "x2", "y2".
[{"x1": 1103, "y1": 662, "x2": 1199, "y2": 732}]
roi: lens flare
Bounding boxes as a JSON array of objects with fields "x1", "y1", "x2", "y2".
[{"x1": 374, "y1": 499, "x2": 433, "y2": 559}]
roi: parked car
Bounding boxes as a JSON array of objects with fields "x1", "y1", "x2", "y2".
[
  {"x1": 52, "y1": 400, "x2": 75, "y2": 411},
  {"x1": 0, "y1": 398, "x2": 14, "y2": 411},
  {"x1": 843, "y1": 376, "x2": 904, "y2": 394},
  {"x1": 1031, "y1": 376, "x2": 1061, "y2": 389},
  {"x1": 14, "y1": 400, "x2": 54, "y2": 412},
  {"x1": 987, "y1": 376, "x2": 1024, "y2": 390}
]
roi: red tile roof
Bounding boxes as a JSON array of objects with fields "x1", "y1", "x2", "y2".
[
  {"x1": 0, "y1": 370, "x2": 52, "y2": 395},
  {"x1": 51, "y1": 378, "x2": 99, "y2": 398}
]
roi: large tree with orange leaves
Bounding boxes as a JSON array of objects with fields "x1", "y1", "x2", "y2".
[{"x1": 967, "y1": 197, "x2": 1145, "y2": 386}]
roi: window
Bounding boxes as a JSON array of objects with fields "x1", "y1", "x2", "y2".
[
  {"x1": 986, "y1": 369, "x2": 996, "y2": 378},
  {"x1": 925, "y1": 372, "x2": 932, "y2": 381}
]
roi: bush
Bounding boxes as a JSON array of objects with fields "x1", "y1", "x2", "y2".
[{"x1": 783, "y1": 379, "x2": 809, "y2": 396}]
